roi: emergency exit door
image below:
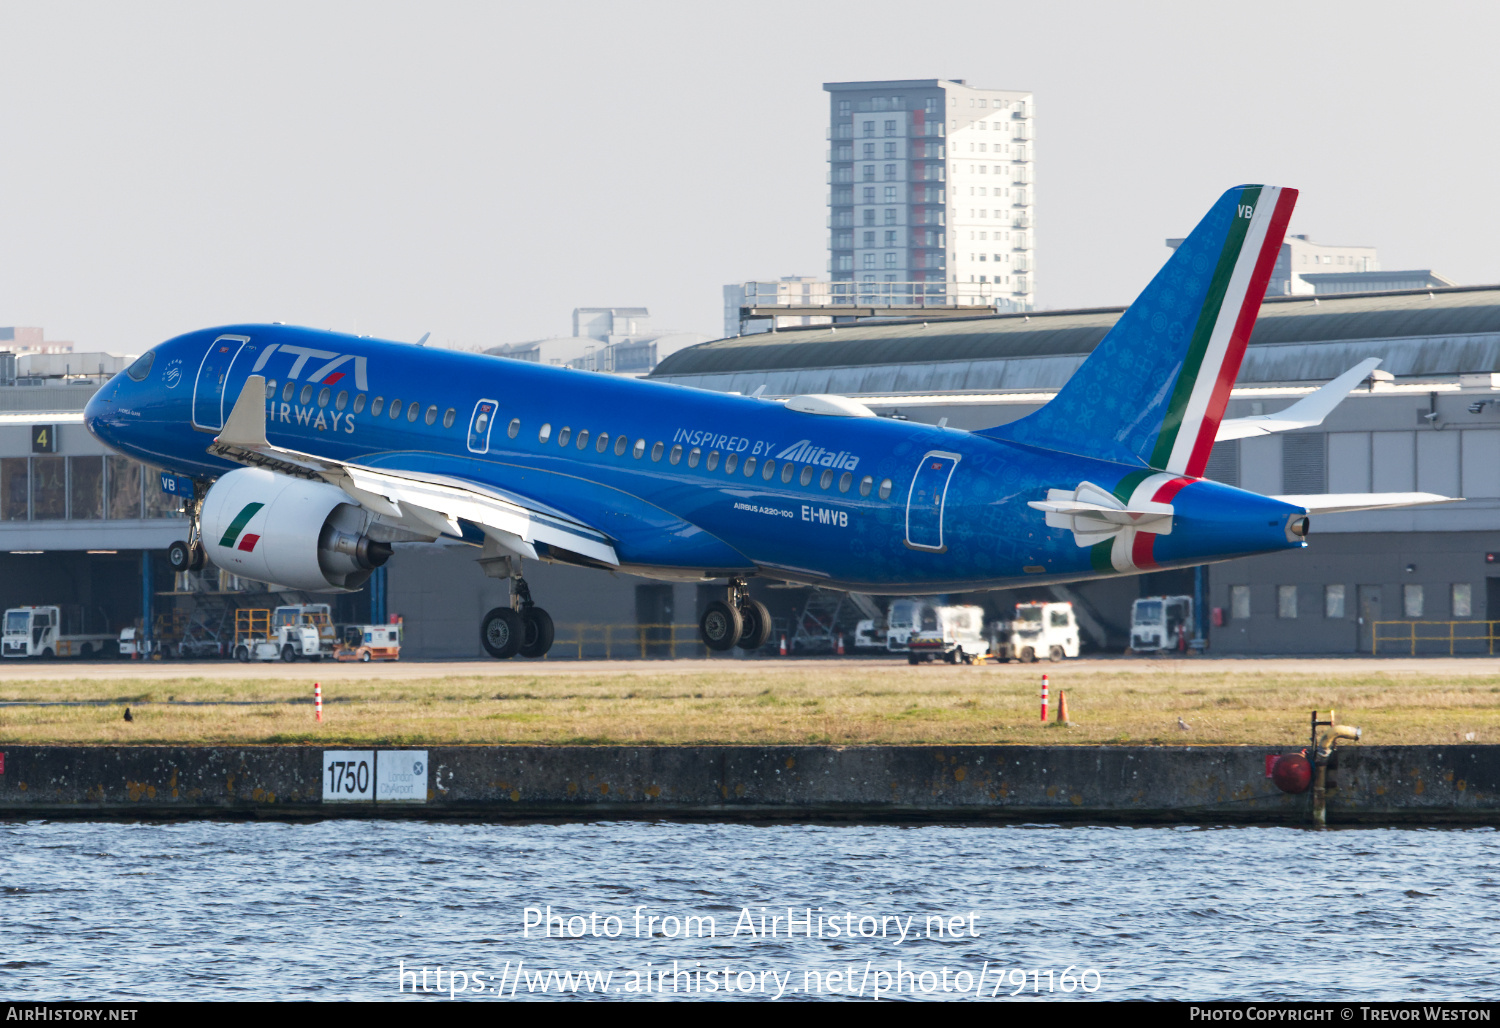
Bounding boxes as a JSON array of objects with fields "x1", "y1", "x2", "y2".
[
  {"x1": 905, "y1": 451, "x2": 961, "y2": 552},
  {"x1": 192, "y1": 335, "x2": 251, "y2": 431}
]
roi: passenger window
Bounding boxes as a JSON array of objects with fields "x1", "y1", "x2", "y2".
[
  {"x1": 706, "y1": 450, "x2": 720, "y2": 470},
  {"x1": 762, "y1": 459, "x2": 775, "y2": 480},
  {"x1": 282, "y1": 382, "x2": 295, "y2": 402},
  {"x1": 615, "y1": 435, "x2": 628, "y2": 456},
  {"x1": 577, "y1": 429, "x2": 589, "y2": 450},
  {"x1": 539, "y1": 423, "x2": 552, "y2": 444},
  {"x1": 316, "y1": 387, "x2": 330, "y2": 408},
  {"x1": 651, "y1": 442, "x2": 664, "y2": 462},
  {"x1": 353, "y1": 393, "x2": 366, "y2": 413},
  {"x1": 557, "y1": 427, "x2": 571, "y2": 446},
  {"x1": 820, "y1": 469, "x2": 834, "y2": 489},
  {"x1": 425, "y1": 405, "x2": 438, "y2": 425},
  {"x1": 407, "y1": 403, "x2": 420, "y2": 423},
  {"x1": 878, "y1": 478, "x2": 893, "y2": 499},
  {"x1": 725, "y1": 453, "x2": 739, "y2": 474},
  {"x1": 859, "y1": 475, "x2": 873, "y2": 497},
  {"x1": 301, "y1": 384, "x2": 315, "y2": 404},
  {"x1": 633, "y1": 438, "x2": 645, "y2": 458},
  {"x1": 371, "y1": 397, "x2": 384, "y2": 417},
  {"x1": 265, "y1": 379, "x2": 277, "y2": 399},
  {"x1": 781, "y1": 463, "x2": 794, "y2": 484},
  {"x1": 508, "y1": 418, "x2": 520, "y2": 438},
  {"x1": 800, "y1": 466, "x2": 814, "y2": 487},
  {"x1": 335, "y1": 390, "x2": 349, "y2": 411},
  {"x1": 838, "y1": 472, "x2": 853, "y2": 493},
  {"x1": 743, "y1": 455, "x2": 757, "y2": 477},
  {"x1": 596, "y1": 433, "x2": 609, "y2": 453},
  {"x1": 389, "y1": 399, "x2": 402, "y2": 419},
  {"x1": 669, "y1": 444, "x2": 682, "y2": 465},
  {"x1": 687, "y1": 447, "x2": 700, "y2": 468},
  {"x1": 443, "y1": 408, "x2": 456, "y2": 429}
]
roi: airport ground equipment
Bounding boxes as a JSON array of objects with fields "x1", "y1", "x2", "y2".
[
  {"x1": 990, "y1": 601, "x2": 1081, "y2": 663},
  {"x1": 334, "y1": 623, "x2": 402, "y2": 662},
  {"x1": 2, "y1": 605, "x2": 114, "y2": 659},
  {"x1": 232, "y1": 609, "x2": 283, "y2": 662},
  {"x1": 271, "y1": 604, "x2": 334, "y2": 661},
  {"x1": 117, "y1": 625, "x2": 154, "y2": 659},
  {"x1": 1129, "y1": 595, "x2": 1193, "y2": 653},
  {"x1": 906, "y1": 603, "x2": 989, "y2": 664}
]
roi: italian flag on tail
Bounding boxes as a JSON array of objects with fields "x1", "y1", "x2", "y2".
[{"x1": 1149, "y1": 185, "x2": 1298, "y2": 478}]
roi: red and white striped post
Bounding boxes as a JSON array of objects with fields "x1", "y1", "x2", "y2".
[
  {"x1": 1040, "y1": 673, "x2": 1049, "y2": 722},
  {"x1": 314, "y1": 681, "x2": 322, "y2": 723}
]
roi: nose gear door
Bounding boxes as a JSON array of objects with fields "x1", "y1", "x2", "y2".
[
  {"x1": 192, "y1": 335, "x2": 251, "y2": 431},
  {"x1": 904, "y1": 450, "x2": 961, "y2": 552}
]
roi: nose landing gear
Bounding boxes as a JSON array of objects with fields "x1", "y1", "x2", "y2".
[
  {"x1": 480, "y1": 562, "x2": 555, "y2": 660},
  {"x1": 698, "y1": 578, "x2": 772, "y2": 653},
  {"x1": 166, "y1": 481, "x2": 207, "y2": 573}
]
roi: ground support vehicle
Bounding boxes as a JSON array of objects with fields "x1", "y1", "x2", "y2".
[
  {"x1": 3, "y1": 605, "x2": 114, "y2": 659},
  {"x1": 906, "y1": 604, "x2": 989, "y2": 664},
  {"x1": 118, "y1": 626, "x2": 156, "y2": 659},
  {"x1": 271, "y1": 604, "x2": 334, "y2": 661},
  {"x1": 1129, "y1": 595, "x2": 1193, "y2": 653},
  {"x1": 232, "y1": 609, "x2": 282, "y2": 662},
  {"x1": 334, "y1": 623, "x2": 402, "y2": 662},
  {"x1": 991, "y1": 602, "x2": 1081, "y2": 663},
  {"x1": 853, "y1": 618, "x2": 887, "y2": 651}
]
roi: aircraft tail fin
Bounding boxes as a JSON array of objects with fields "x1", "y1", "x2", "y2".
[{"x1": 986, "y1": 184, "x2": 1297, "y2": 476}]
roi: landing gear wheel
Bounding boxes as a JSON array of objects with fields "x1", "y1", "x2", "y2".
[
  {"x1": 736, "y1": 599, "x2": 772, "y2": 652},
  {"x1": 1049, "y1": 645, "x2": 1064, "y2": 663},
  {"x1": 519, "y1": 607, "x2": 555, "y2": 658},
  {"x1": 481, "y1": 607, "x2": 523, "y2": 659},
  {"x1": 188, "y1": 543, "x2": 206, "y2": 572},
  {"x1": 167, "y1": 540, "x2": 191, "y2": 572},
  {"x1": 699, "y1": 600, "x2": 743, "y2": 652},
  {"x1": 281, "y1": 644, "x2": 297, "y2": 663}
]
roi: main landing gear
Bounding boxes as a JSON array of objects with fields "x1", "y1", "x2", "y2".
[
  {"x1": 699, "y1": 578, "x2": 772, "y2": 654},
  {"x1": 480, "y1": 569, "x2": 555, "y2": 660},
  {"x1": 166, "y1": 482, "x2": 207, "y2": 574}
]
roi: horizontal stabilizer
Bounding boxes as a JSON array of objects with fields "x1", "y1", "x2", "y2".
[
  {"x1": 1216, "y1": 358, "x2": 1382, "y2": 440},
  {"x1": 1028, "y1": 498, "x2": 1174, "y2": 527},
  {"x1": 1274, "y1": 492, "x2": 1461, "y2": 514}
]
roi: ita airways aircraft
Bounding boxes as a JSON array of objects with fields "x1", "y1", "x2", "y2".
[{"x1": 85, "y1": 185, "x2": 1454, "y2": 658}]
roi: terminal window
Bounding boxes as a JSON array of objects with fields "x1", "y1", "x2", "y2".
[
  {"x1": 1230, "y1": 585, "x2": 1251, "y2": 620},
  {"x1": 1277, "y1": 585, "x2": 1298, "y2": 619},
  {"x1": 1452, "y1": 584, "x2": 1472, "y2": 618},
  {"x1": 1403, "y1": 585, "x2": 1424, "y2": 618},
  {"x1": 1325, "y1": 584, "x2": 1345, "y2": 619}
]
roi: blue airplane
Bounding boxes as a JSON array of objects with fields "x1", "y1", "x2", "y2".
[{"x1": 84, "y1": 185, "x2": 1447, "y2": 659}]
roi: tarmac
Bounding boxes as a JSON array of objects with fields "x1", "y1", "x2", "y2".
[{"x1": 1, "y1": 654, "x2": 1496, "y2": 681}]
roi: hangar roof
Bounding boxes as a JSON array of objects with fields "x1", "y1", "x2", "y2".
[{"x1": 651, "y1": 286, "x2": 1500, "y2": 391}]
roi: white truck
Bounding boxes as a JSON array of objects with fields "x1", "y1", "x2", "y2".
[
  {"x1": 1129, "y1": 595, "x2": 1194, "y2": 654},
  {"x1": 905, "y1": 604, "x2": 991, "y2": 664},
  {"x1": 271, "y1": 604, "x2": 335, "y2": 661},
  {"x1": 3, "y1": 605, "x2": 114, "y2": 659},
  {"x1": 992, "y1": 601, "x2": 1081, "y2": 663},
  {"x1": 118, "y1": 625, "x2": 154, "y2": 659}
]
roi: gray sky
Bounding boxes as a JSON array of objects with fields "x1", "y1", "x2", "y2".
[{"x1": 2, "y1": 1, "x2": 1497, "y2": 353}]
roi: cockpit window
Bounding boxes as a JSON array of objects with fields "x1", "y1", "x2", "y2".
[{"x1": 125, "y1": 350, "x2": 155, "y2": 382}]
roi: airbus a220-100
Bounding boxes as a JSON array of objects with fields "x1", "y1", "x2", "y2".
[{"x1": 85, "y1": 185, "x2": 1451, "y2": 658}]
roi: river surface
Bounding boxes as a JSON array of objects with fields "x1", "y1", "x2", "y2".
[{"x1": 2, "y1": 820, "x2": 1495, "y2": 1002}]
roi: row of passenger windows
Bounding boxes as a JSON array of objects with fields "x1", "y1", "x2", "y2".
[
  {"x1": 263, "y1": 380, "x2": 457, "y2": 429},
  {"x1": 521, "y1": 419, "x2": 895, "y2": 499},
  {"x1": 258, "y1": 383, "x2": 897, "y2": 500}
]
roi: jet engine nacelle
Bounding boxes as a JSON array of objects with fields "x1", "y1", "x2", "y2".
[{"x1": 200, "y1": 467, "x2": 391, "y2": 592}]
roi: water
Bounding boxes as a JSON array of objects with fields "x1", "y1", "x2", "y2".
[{"x1": 2, "y1": 820, "x2": 1496, "y2": 1001}]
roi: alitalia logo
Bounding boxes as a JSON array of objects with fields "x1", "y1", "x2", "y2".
[
  {"x1": 775, "y1": 439, "x2": 860, "y2": 471},
  {"x1": 219, "y1": 502, "x2": 264, "y2": 552}
]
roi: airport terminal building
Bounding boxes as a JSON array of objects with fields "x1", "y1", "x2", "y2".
[{"x1": 5, "y1": 285, "x2": 1500, "y2": 658}]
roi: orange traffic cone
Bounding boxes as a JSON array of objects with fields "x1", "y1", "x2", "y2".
[
  {"x1": 836, "y1": 634, "x2": 845, "y2": 656},
  {"x1": 1057, "y1": 689, "x2": 1070, "y2": 725}
]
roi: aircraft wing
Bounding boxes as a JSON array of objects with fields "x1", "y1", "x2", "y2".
[
  {"x1": 1215, "y1": 358, "x2": 1383, "y2": 440},
  {"x1": 210, "y1": 375, "x2": 619, "y2": 566},
  {"x1": 1273, "y1": 492, "x2": 1461, "y2": 514}
]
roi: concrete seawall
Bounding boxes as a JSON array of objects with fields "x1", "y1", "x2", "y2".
[{"x1": 0, "y1": 745, "x2": 1496, "y2": 823}]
